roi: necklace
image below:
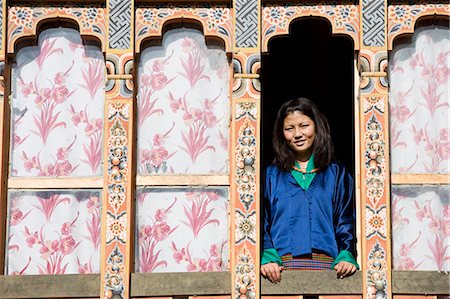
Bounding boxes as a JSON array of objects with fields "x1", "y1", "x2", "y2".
[
  {"x1": 292, "y1": 165, "x2": 318, "y2": 180},
  {"x1": 292, "y1": 165, "x2": 318, "y2": 174}
]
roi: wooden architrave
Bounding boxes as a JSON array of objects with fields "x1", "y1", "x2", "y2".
[
  {"x1": 135, "y1": 6, "x2": 233, "y2": 53},
  {"x1": 261, "y1": 3, "x2": 360, "y2": 53},
  {"x1": 391, "y1": 174, "x2": 450, "y2": 185},
  {"x1": 7, "y1": 6, "x2": 107, "y2": 54},
  {"x1": 387, "y1": 4, "x2": 450, "y2": 50}
]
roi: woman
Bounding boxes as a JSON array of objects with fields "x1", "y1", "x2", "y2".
[{"x1": 261, "y1": 97, "x2": 359, "y2": 283}]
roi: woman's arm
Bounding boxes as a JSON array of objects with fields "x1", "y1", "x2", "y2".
[
  {"x1": 261, "y1": 168, "x2": 284, "y2": 283},
  {"x1": 333, "y1": 164, "x2": 359, "y2": 277}
]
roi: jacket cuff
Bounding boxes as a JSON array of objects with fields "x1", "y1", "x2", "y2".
[
  {"x1": 331, "y1": 250, "x2": 360, "y2": 270},
  {"x1": 261, "y1": 248, "x2": 283, "y2": 266}
]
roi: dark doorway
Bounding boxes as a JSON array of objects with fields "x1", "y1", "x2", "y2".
[{"x1": 261, "y1": 17, "x2": 355, "y2": 173}]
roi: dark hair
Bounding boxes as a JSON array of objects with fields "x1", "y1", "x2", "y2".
[{"x1": 272, "y1": 97, "x2": 334, "y2": 171}]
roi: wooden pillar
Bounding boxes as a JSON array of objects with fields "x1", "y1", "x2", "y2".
[
  {"x1": 0, "y1": 0, "x2": 8, "y2": 274},
  {"x1": 100, "y1": 0, "x2": 135, "y2": 298},
  {"x1": 359, "y1": 0, "x2": 392, "y2": 298},
  {"x1": 231, "y1": 0, "x2": 261, "y2": 298}
]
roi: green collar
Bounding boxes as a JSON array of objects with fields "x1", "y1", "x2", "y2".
[{"x1": 290, "y1": 155, "x2": 316, "y2": 190}]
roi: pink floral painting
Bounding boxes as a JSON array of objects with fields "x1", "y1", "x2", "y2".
[
  {"x1": 135, "y1": 188, "x2": 229, "y2": 272},
  {"x1": 6, "y1": 190, "x2": 101, "y2": 275},
  {"x1": 137, "y1": 28, "x2": 229, "y2": 175},
  {"x1": 392, "y1": 185, "x2": 450, "y2": 271},
  {"x1": 10, "y1": 27, "x2": 105, "y2": 177},
  {"x1": 389, "y1": 26, "x2": 449, "y2": 173}
]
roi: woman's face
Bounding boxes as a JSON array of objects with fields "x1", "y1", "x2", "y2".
[{"x1": 283, "y1": 110, "x2": 316, "y2": 160}]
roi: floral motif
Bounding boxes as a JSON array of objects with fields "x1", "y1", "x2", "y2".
[
  {"x1": 137, "y1": 8, "x2": 160, "y2": 30},
  {"x1": 137, "y1": 198, "x2": 178, "y2": 272},
  {"x1": 104, "y1": 246, "x2": 125, "y2": 298},
  {"x1": 263, "y1": 7, "x2": 287, "y2": 26},
  {"x1": 182, "y1": 191, "x2": 221, "y2": 237},
  {"x1": 365, "y1": 115, "x2": 386, "y2": 207},
  {"x1": 365, "y1": 206, "x2": 387, "y2": 239},
  {"x1": 85, "y1": 7, "x2": 103, "y2": 24},
  {"x1": 207, "y1": 8, "x2": 230, "y2": 26},
  {"x1": 135, "y1": 7, "x2": 232, "y2": 47},
  {"x1": 334, "y1": 6, "x2": 357, "y2": 28},
  {"x1": 337, "y1": 6, "x2": 357, "y2": 21},
  {"x1": 106, "y1": 212, "x2": 127, "y2": 244},
  {"x1": 389, "y1": 27, "x2": 449, "y2": 173},
  {"x1": 235, "y1": 210, "x2": 256, "y2": 244},
  {"x1": 366, "y1": 242, "x2": 387, "y2": 299},
  {"x1": 392, "y1": 186, "x2": 450, "y2": 271},
  {"x1": 236, "y1": 120, "x2": 257, "y2": 197},
  {"x1": 6, "y1": 191, "x2": 101, "y2": 275},
  {"x1": 137, "y1": 28, "x2": 229, "y2": 174},
  {"x1": 9, "y1": 7, "x2": 33, "y2": 27},
  {"x1": 8, "y1": 7, "x2": 106, "y2": 52},
  {"x1": 235, "y1": 246, "x2": 256, "y2": 299},
  {"x1": 236, "y1": 102, "x2": 257, "y2": 120},
  {"x1": 136, "y1": 188, "x2": 228, "y2": 272},
  {"x1": 171, "y1": 241, "x2": 226, "y2": 271},
  {"x1": 10, "y1": 28, "x2": 104, "y2": 177},
  {"x1": 389, "y1": 6, "x2": 411, "y2": 27},
  {"x1": 261, "y1": 4, "x2": 359, "y2": 51}
]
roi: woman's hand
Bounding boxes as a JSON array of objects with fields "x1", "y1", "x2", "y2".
[
  {"x1": 261, "y1": 262, "x2": 283, "y2": 283},
  {"x1": 334, "y1": 261, "x2": 357, "y2": 278}
]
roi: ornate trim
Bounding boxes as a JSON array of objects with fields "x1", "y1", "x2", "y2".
[
  {"x1": 135, "y1": 6, "x2": 233, "y2": 53},
  {"x1": 366, "y1": 241, "x2": 388, "y2": 298},
  {"x1": 233, "y1": 53, "x2": 260, "y2": 99},
  {"x1": 231, "y1": 100, "x2": 259, "y2": 299},
  {"x1": 387, "y1": 4, "x2": 450, "y2": 50},
  {"x1": 360, "y1": 92, "x2": 391, "y2": 299},
  {"x1": 105, "y1": 52, "x2": 133, "y2": 98},
  {"x1": 262, "y1": 4, "x2": 360, "y2": 52},
  {"x1": 8, "y1": 6, "x2": 106, "y2": 53},
  {"x1": 101, "y1": 100, "x2": 133, "y2": 299}
]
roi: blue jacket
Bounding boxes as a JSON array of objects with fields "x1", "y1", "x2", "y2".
[{"x1": 263, "y1": 161, "x2": 356, "y2": 258}]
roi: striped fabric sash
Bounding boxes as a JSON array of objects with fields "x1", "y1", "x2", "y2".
[{"x1": 281, "y1": 252, "x2": 333, "y2": 270}]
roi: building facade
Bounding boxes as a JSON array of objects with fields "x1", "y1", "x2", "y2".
[{"x1": 0, "y1": 0, "x2": 448, "y2": 298}]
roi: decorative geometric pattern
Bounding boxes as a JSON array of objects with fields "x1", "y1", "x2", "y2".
[
  {"x1": 362, "y1": 0, "x2": 385, "y2": 47},
  {"x1": 262, "y1": 4, "x2": 360, "y2": 52},
  {"x1": 7, "y1": 6, "x2": 106, "y2": 53},
  {"x1": 106, "y1": 53, "x2": 133, "y2": 98},
  {"x1": 245, "y1": 54, "x2": 260, "y2": 74},
  {"x1": 387, "y1": 4, "x2": 450, "y2": 49},
  {"x1": 235, "y1": 0, "x2": 258, "y2": 48},
  {"x1": 108, "y1": 0, "x2": 131, "y2": 50},
  {"x1": 135, "y1": 6, "x2": 233, "y2": 52},
  {"x1": 232, "y1": 53, "x2": 260, "y2": 99},
  {"x1": 359, "y1": 50, "x2": 388, "y2": 94}
]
